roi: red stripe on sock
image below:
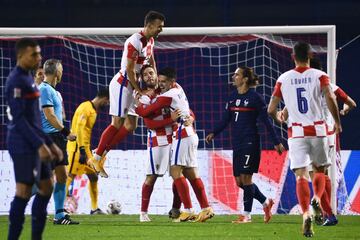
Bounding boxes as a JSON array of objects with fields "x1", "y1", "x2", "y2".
[
  {"x1": 96, "y1": 125, "x2": 118, "y2": 155},
  {"x1": 296, "y1": 178, "x2": 310, "y2": 213},
  {"x1": 190, "y1": 178, "x2": 209, "y2": 208},
  {"x1": 174, "y1": 177, "x2": 192, "y2": 209},
  {"x1": 141, "y1": 183, "x2": 154, "y2": 212}
]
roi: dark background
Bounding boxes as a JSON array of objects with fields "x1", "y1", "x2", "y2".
[{"x1": 1, "y1": 0, "x2": 359, "y2": 149}]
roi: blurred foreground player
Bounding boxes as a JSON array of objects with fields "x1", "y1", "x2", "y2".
[{"x1": 6, "y1": 38, "x2": 62, "y2": 240}]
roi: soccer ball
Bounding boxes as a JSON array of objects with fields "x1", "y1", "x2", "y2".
[{"x1": 107, "y1": 200, "x2": 122, "y2": 214}]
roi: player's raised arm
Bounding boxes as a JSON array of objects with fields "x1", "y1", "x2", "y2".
[
  {"x1": 334, "y1": 87, "x2": 357, "y2": 115},
  {"x1": 126, "y1": 56, "x2": 142, "y2": 94}
]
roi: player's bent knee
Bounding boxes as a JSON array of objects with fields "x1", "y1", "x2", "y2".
[
  {"x1": 144, "y1": 175, "x2": 157, "y2": 185},
  {"x1": 37, "y1": 179, "x2": 54, "y2": 196},
  {"x1": 15, "y1": 183, "x2": 32, "y2": 199},
  {"x1": 111, "y1": 116, "x2": 124, "y2": 129}
]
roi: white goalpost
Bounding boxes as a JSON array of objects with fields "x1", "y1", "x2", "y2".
[{"x1": 0, "y1": 26, "x2": 340, "y2": 214}]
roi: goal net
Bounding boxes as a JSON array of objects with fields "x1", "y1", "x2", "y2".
[{"x1": 0, "y1": 26, "x2": 352, "y2": 215}]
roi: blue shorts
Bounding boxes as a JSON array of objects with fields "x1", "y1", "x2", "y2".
[
  {"x1": 11, "y1": 153, "x2": 52, "y2": 185},
  {"x1": 233, "y1": 141, "x2": 261, "y2": 176},
  {"x1": 47, "y1": 132, "x2": 68, "y2": 170}
]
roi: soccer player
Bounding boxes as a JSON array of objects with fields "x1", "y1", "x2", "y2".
[
  {"x1": 136, "y1": 67, "x2": 214, "y2": 223},
  {"x1": 278, "y1": 58, "x2": 357, "y2": 226},
  {"x1": 268, "y1": 42, "x2": 342, "y2": 237},
  {"x1": 88, "y1": 11, "x2": 165, "y2": 177},
  {"x1": 39, "y1": 59, "x2": 79, "y2": 225},
  {"x1": 137, "y1": 65, "x2": 181, "y2": 222},
  {"x1": 205, "y1": 66, "x2": 284, "y2": 224},
  {"x1": 5, "y1": 38, "x2": 63, "y2": 240},
  {"x1": 65, "y1": 88, "x2": 110, "y2": 215}
]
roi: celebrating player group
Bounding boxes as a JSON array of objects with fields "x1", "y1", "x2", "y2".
[{"x1": 4, "y1": 9, "x2": 356, "y2": 240}]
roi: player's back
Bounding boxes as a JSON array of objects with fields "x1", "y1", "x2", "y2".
[
  {"x1": 278, "y1": 67, "x2": 327, "y2": 125},
  {"x1": 275, "y1": 67, "x2": 329, "y2": 138},
  {"x1": 120, "y1": 32, "x2": 154, "y2": 77}
]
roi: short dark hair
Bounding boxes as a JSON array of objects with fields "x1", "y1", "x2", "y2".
[
  {"x1": 144, "y1": 11, "x2": 165, "y2": 25},
  {"x1": 158, "y1": 67, "x2": 176, "y2": 81},
  {"x1": 43, "y1": 59, "x2": 62, "y2": 75},
  {"x1": 310, "y1": 57, "x2": 323, "y2": 71},
  {"x1": 15, "y1": 38, "x2": 38, "y2": 56},
  {"x1": 96, "y1": 88, "x2": 109, "y2": 99},
  {"x1": 293, "y1": 42, "x2": 311, "y2": 62}
]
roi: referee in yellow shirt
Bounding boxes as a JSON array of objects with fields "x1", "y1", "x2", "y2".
[{"x1": 66, "y1": 88, "x2": 109, "y2": 214}]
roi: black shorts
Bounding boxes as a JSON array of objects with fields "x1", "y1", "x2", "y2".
[
  {"x1": 233, "y1": 141, "x2": 261, "y2": 176},
  {"x1": 47, "y1": 132, "x2": 68, "y2": 169},
  {"x1": 11, "y1": 153, "x2": 52, "y2": 185}
]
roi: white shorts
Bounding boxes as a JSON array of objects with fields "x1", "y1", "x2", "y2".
[
  {"x1": 288, "y1": 137, "x2": 330, "y2": 170},
  {"x1": 171, "y1": 134, "x2": 199, "y2": 168},
  {"x1": 146, "y1": 144, "x2": 171, "y2": 176},
  {"x1": 109, "y1": 72, "x2": 138, "y2": 117}
]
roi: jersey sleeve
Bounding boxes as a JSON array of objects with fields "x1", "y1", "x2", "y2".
[
  {"x1": 212, "y1": 99, "x2": 231, "y2": 136},
  {"x1": 135, "y1": 96, "x2": 173, "y2": 117},
  {"x1": 256, "y1": 94, "x2": 281, "y2": 146},
  {"x1": 75, "y1": 105, "x2": 90, "y2": 147},
  {"x1": 272, "y1": 81, "x2": 282, "y2": 99},
  {"x1": 319, "y1": 74, "x2": 330, "y2": 89},
  {"x1": 334, "y1": 86, "x2": 348, "y2": 103},
  {"x1": 39, "y1": 86, "x2": 54, "y2": 107}
]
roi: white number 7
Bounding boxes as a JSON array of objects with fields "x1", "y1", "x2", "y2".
[
  {"x1": 245, "y1": 154, "x2": 250, "y2": 166},
  {"x1": 234, "y1": 112, "x2": 239, "y2": 122}
]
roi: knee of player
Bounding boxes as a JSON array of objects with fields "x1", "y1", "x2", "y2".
[{"x1": 87, "y1": 173, "x2": 98, "y2": 182}]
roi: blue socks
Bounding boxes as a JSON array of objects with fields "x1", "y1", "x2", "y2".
[
  {"x1": 8, "y1": 196, "x2": 29, "y2": 240},
  {"x1": 53, "y1": 183, "x2": 66, "y2": 219},
  {"x1": 32, "y1": 194, "x2": 51, "y2": 240}
]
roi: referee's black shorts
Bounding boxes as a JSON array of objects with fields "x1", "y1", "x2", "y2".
[{"x1": 47, "y1": 132, "x2": 68, "y2": 169}]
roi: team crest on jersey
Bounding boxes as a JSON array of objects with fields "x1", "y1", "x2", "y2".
[
  {"x1": 244, "y1": 99, "x2": 249, "y2": 106},
  {"x1": 235, "y1": 99, "x2": 241, "y2": 106}
]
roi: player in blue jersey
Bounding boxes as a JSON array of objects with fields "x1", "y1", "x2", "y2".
[
  {"x1": 5, "y1": 38, "x2": 63, "y2": 240},
  {"x1": 39, "y1": 59, "x2": 79, "y2": 225},
  {"x1": 206, "y1": 66, "x2": 284, "y2": 224}
]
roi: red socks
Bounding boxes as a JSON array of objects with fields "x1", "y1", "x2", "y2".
[
  {"x1": 296, "y1": 178, "x2": 310, "y2": 213},
  {"x1": 320, "y1": 175, "x2": 333, "y2": 216},
  {"x1": 172, "y1": 182, "x2": 182, "y2": 209},
  {"x1": 96, "y1": 125, "x2": 118, "y2": 156},
  {"x1": 141, "y1": 183, "x2": 154, "y2": 212},
  {"x1": 313, "y1": 172, "x2": 326, "y2": 199},
  {"x1": 106, "y1": 126, "x2": 130, "y2": 151},
  {"x1": 190, "y1": 178, "x2": 209, "y2": 209},
  {"x1": 174, "y1": 177, "x2": 192, "y2": 209}
]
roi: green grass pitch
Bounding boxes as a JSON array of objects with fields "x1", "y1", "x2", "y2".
[{"x1": 1, "y1": 215, "x2": 360, "y2": 240}]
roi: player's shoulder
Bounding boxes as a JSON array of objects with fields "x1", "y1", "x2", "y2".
[{"x1": 126, "y1": 32, "x2": 143, "y2": 46}]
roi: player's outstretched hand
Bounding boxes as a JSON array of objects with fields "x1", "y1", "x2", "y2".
[
  {"x1": 171, "y1": 109, "x2": 182, "y2": 122},
  {"x1": 38, "y1": 144, "x2": 54, "y2": 162},
  {"x1": 184, "y1": 115, "x2": 195, "y2": 126},
  {"x1": 50, "y1": 143, "x2": 64, "y2": 163},
  {"x1": 205, "y1": 133, "x2": 215, "y2": 144},
  {"x1": 67, "y1": 133, "x2": 77, "y2": 141},
  {"x1": 79, "y1": 146, "x2": 87, "y2": 164},
  {"x1": 274, "y1": 143, "x2": 285, "y2": 155}
]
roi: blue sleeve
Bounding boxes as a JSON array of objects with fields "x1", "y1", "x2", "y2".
[
  {"x1": 212, "y1": 100, "x2": 231, "y2": 136},
  {"x1": 256, "y1": 95, "x2": 281, "y2": 145},
  {"x1": 7, "y1": 83, "x2": 45, "y2": 149},
  {"x1": 39, "y1": 86, "x2": 54, "y2": 107}
]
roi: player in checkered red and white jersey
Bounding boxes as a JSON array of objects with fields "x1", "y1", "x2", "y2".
[
  {"x1": 88, "y1": 11, "x2": 165, "y2": 177},
  {"x1": 277, "y1": 57, "x2": 356, "y2": 226},
  {"x1": 137, "y1": 65, "x2": 182, "y2": 222},
  {"x1": 268, "y1": 42, "x2": 342, "y2": 237},
  {"x1": 136, "y1": 67, "x2": 214, "y2": 223}
]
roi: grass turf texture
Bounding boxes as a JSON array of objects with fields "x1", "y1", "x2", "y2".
[{"x1": 1, "y1": 215, "x2": 360, "y2": 240}]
